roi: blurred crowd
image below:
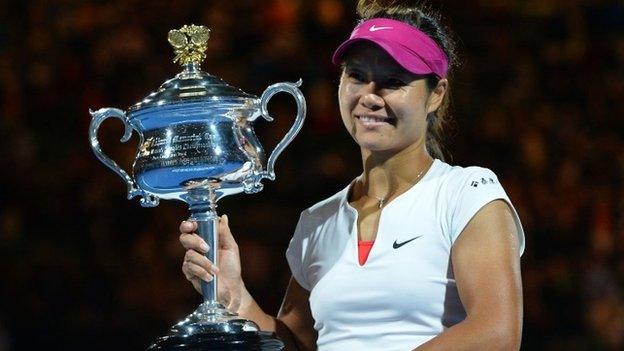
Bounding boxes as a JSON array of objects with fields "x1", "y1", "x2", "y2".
[{"x1": 0, "y1": 0, "x2": 623, "y2": 350}]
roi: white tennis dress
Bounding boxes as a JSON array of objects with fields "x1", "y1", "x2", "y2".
[{"x1": 286, "y1": 159, "x2": 525, "y2": 350}]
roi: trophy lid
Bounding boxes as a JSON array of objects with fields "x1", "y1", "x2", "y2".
[{"x1": 129, "y1": 25, "x2": 256, "y2": 112}]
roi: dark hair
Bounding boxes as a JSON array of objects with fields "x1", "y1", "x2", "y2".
[{"x1": 356, "y1": 0, "x2": 458, "y2": 161}]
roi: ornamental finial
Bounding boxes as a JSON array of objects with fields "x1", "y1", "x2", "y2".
[{"x1": 168, "y1": 24, "x2": 211, "y2": 66}]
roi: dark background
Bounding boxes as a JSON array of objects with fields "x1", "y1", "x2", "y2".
[{"x1": 1, "y1": 0, "x2": 623, "y2": 350}]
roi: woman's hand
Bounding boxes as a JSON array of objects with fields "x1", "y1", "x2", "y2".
[
  {"x1": 179, "y1": 215, "x2": 247, "y2": 312},
  {"x1": 180, "y1": 215, "x2": 317, "y2": 349}
]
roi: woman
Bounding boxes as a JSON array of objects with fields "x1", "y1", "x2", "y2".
[{"x1": 180, "y1": 1, "x2": 524, "y2": 350}]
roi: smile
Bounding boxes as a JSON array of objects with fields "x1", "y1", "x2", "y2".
[{"x1": 356, "y1": 114, "x2": 395, "y2": 127}]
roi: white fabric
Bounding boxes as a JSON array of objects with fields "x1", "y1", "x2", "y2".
[{"x1": 285, "y1": 159, "x2": 525, "y2": 350}]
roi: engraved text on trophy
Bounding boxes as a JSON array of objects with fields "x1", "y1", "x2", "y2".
[{"x1": 135, "y1": 123, "x2": 247, "y2": 176}]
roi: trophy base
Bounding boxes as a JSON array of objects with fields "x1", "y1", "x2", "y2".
[
  {"x1": 147, "y1": 330, "x2": 284, "y2": 351},
  {"x1": 147, "y1": 302, "x2": 284, "y2": 351}
]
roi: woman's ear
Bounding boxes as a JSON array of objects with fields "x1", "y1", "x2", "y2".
[{"x1": 426, "y1": 79, "x2": 448, "y2": 114}]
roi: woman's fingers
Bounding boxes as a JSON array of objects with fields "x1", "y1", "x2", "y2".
[
  {"x1": 179, "y1": 220, "x2": 208, "y2": 252},
  {"x1": 179, "y1": 220, "x2": 197, "y2": 234},
  {"x1": 182, "y1": 250, "x2": 220, "y2": 281},
  {"x1": 180, "y1": 217, "x2": 237, "y2": 252},
  {"x1": 183, "y1": 260, "x2": 213, "y2": 282},
  {"x1": 184, "y1": 249, "x2": 220, "y2": 272},
  {"x1": 179, "y1": 232, "x2": 209, "y2": 252}
]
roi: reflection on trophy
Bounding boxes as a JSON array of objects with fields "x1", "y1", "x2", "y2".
[{"x1": 89, "y1": 24, "x2": 305, "y2": 350}]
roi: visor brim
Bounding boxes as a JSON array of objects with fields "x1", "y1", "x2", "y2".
[{"x1": 332, "y1": 37, "x2": 435, "y2": 76}]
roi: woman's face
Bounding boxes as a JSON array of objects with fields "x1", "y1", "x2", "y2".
[{"x1": 338, "y1": 42, "x2": 446, "y2": 154}]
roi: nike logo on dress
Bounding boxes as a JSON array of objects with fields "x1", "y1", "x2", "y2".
[
  {"x1": 392, "y1": 235, "x2": 423, "y2": 249},
  {"x1": 369, "y1": 25, "x2": 393, "y2": 32}
]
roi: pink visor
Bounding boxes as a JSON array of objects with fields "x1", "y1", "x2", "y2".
[{"x1": 332, "y1": 18, "x2": 449, "y2": 79}]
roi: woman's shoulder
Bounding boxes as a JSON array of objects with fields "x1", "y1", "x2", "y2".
[
  {"x1": 430, "y1": 159, "x2": 502, "y2": 191},
  {"x1": 432, "y1": 159, "x2": 525, "y2": 254}
]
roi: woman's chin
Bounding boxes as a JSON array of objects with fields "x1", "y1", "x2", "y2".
[
  {"x1": 356, "y1": 138, "x2": 424, "y2": 156},
  {"x1": 356, "y1": 140, "x2": 395, "y2": 153}
]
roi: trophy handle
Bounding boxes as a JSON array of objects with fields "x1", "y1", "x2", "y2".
[
  {"x1": 258, "y1": 79, "x2": 306, "y2": 181},
  {"x1": 89, "y1": 108, "x2": 159, "y2": 207}
]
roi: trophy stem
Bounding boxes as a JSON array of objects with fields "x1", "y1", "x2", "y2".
[{"x1": 189, "y1": 201, "x2": 219, "y2": 305}]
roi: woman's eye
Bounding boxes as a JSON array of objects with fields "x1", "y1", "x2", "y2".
[
  {"x1": 347, "y1": 71, "x2": 365, "y2": 82},
  {"x1": 384, "y1": 78, "x2": 406, "y2": 88}
]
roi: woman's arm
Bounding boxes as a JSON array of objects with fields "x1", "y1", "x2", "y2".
[
  {"x1": 237, "y1": 277, "x2": 317, "y2": 351},
  {"x1": 414, "y1": 199, "x2": 523, "y2": 351}
]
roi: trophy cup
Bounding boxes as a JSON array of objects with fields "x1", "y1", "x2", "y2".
[{"x1": 89, "y1": 24, "x2": 305, "y2": 350}]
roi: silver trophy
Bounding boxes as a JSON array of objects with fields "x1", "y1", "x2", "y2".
[{"x1": 89, "y1": 25, "x2": 304, "y2": 350}]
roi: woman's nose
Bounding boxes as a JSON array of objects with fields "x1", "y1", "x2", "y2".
[{"x1": 360, "y1": 82, "x2": 385, "y2": 110}]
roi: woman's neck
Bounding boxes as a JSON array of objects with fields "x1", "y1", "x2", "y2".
[{"x1": 356, "y1": 143, "x2": 433, "y2": 202}]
